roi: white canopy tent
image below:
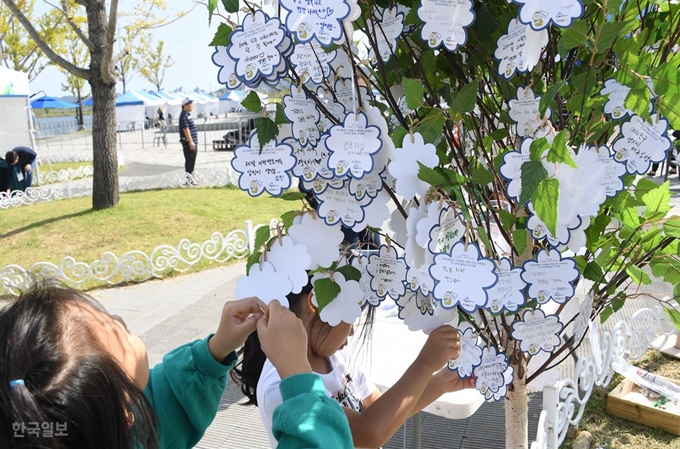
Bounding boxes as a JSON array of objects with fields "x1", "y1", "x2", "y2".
[
  {"x1": 0, "y1": 66, "x2": 33, "y2": 151},
  {"x1": 219, "y1": 91, "x2": 242, "y2": 115},
  {"x1": 114, "y1": 90, "x2": 165, "y2": 131},
  {"x1": 153, "y1": 90, "x2": 182, "y2": 123}
]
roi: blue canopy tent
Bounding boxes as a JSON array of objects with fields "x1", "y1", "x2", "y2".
[{"x1": 30, "y1": 96, "x2": 77, "y2": 109}]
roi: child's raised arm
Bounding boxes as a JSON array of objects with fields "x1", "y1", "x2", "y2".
[{"x1": 343, "y1": 325, "x2": 462, "y2": 448}]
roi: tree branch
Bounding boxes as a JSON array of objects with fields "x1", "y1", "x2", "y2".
[
  {"x1": 59, "y1": 0, "x2": 95, "y2": 51},
  {"x1": 0, "y1": 0, "x2": 90, "y2": 79},
  {"x1": 101, "y1": 0, "x2": 119, "y2": 83}
]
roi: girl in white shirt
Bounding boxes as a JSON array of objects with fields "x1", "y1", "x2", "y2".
[{"x1": 231, "y1": 281, "x2": 475, "y2": 449}]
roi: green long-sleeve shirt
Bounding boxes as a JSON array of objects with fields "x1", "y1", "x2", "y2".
[{"x1": 143, "y1": 336, "x2": 353, "y2": 449}]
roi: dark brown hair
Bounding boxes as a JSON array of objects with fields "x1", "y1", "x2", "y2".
[{"x1": 0, "y1": 282, "x2": 158, "y2": 448}]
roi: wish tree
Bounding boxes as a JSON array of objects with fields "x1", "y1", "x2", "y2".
[{"x1": 208, "y1": 0, "x2": 680, "y2": 447}]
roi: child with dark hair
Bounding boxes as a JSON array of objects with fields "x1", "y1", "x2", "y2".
[
  {"x1": 0, "y1": 284, "x2": 354, "y2": 449},
  {"x1": 232, "y1": 281, "x2": 476, "y2": 449}
]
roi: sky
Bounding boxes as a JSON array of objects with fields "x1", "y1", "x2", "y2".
[{"x1": 28, "y1": 0, "x2": 225, "y2": 97}]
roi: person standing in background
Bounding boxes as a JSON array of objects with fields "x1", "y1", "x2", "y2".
[
  {"x1": 5, "y1": 146, "x2": 37, "y2": 189},
  {"x1": 179, "y1": 98, "x2": 198, "y2": 186}
]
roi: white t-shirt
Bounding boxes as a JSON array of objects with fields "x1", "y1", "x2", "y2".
[{"x1": 257, "y1": 350, "x2": 376, "y2": 449}]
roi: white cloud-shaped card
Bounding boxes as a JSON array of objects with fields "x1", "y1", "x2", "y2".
[
  {"x1": 485, "y1": 258, "x2": 527, "y2": 314},
  {"x1": 290, "y1": 40, "x2": 336, "y2": 85},
  {"x1": 302, "y1": 176, "x2": 344, "y2": 196},
  {"x1": 473, "y1": 346, "x2": 513, "y2": 402},
  {"x1": 514, "y1": 0, "x2": 584, "y2": 30},
  {"x1": 511, "y1": 309, "x2": 564, "y2": 355},
  {"x1": 587, "y1": 145, "x2": 626, "y2": 197},
  {"x1": 351, "y1": 253, "x2": 383, "y2": 307},
  {"x1": 326, "y1": 112, "x2": 383, "y2": 179},
  {"x1": 395, "y1": 291, "x2": 460, "y2": 334},
  {"x1": 315, "y1": 86, "x2": 347, "y2": 134},
  {"x1": 388, "y1": 132, "x2": 439, "y2": 199},
  {"x1": 430, "y1": 242, "x2": 498, "y2": 313},
  {"x1": 230, "y1": 132, "x2": 296, "y2": 197},
  {"x1": 288, "y1": 136, "x2": 334, "y2": 182},
  {"x1": 521, "y1": 249, "x2": 580, "y2": 305},
  {"x1": 265, "y1": 236, "x2": 312, "y2": 294},
  {"x1": 348, "y1": 168, "x2": 383, "y2": 201},
  {"x1": 234, "y1": 262, "x2": 293, "y2": 306},
  {"x1": 427, "y1": 206, "x2": 466, "y2": 256},
  {"x1": 212, "y1": 46, "x2": 242, "y2": 90},
  {"x1": 494, "y1": 18, "x2": 548, "y2": 79},
  {"x1": 527, "y1": 205, "x2": 582, "y2": 247},
  {"x1": 498, "y1": 137, "x2": 533, "y2": 202},
  {"x1": 280, "y1": 0, "x2": 351, "y2": 46},
  {"x1": 227, "y1": 11, "x2": 286, "y2": 84},
  {"x1": 508, "y1": 87, "x2": 552, "y2": 138},
  {"x1": 288, "y1": 213, "x2": 343, "y2": 270},
  {"x1": 283, "y1": 86, "x2": 321, "y2": 148},
  {"x1": 612, "y1": 115, "x2": 672, "y2": 175},
  {"x1": 600, "y1": 79, "x2": 633, "y2": 120},
  {"x1": 367, "y1": 245, "x2": 408, "y2": 300},
  {"x1": 369, "y1": 6, "x2": 405, "y2": 64},
  {"x1": 313, "y1": 272, "x2": 364, "y2": 326},
  {"x1": 351, "y1": 188, "x2": 390, "y2": 233},
  {"x1": 447, "y1": 325, "x2": 482, "y2": 378},
  {"x1": 364, "y1": 104, "x2": 395, "y2": 171},
  {"x1": 417, "y1": 0, "x2": 475, "y2": 52},
  {"x1": 316, "y1": 179, "x2": 369, "y2": 228},
  {"x1": 406, "y1": 262, "x2": 435, "y2": 297}
]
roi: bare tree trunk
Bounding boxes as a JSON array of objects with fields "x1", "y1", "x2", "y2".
[
  {"x1": 87, "y1": 0, "x2": 119, "y2": 209},
  {"x1": 505, "y1": 358, "x2": 528, "y2": 449}
]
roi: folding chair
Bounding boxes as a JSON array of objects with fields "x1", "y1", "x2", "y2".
[{"x1": 153, "y1": 125, "x2": 168, "y2": 148}]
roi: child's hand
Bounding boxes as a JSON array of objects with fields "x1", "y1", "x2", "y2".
[
  {"x1": 209, "y1": 297, "x2": 266, "y2": 362},
  {"x1": 416, "y1": 325, "x2": 461, "y2": 373},
  {"x1": 433, "y1": 367, "x2": 476, "y2": 395},
  {"x1": 257, "y1": 300, "x2": 312, "y2": 379}
]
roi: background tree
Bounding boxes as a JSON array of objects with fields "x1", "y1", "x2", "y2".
[
  {"x1": 115, "y1": 27, "x2": 139, "y2": 94},
  {"x1": 210, "y1": 1, "x2": 680, "y2": 448},
  {"x1": 0, "y1": 0, "x2": 59, "y2": 80},
  {"x1": 1, "y1": 0, "x2": 182, "y2": 209},
  {"x1": 137, "y1": 33, "x2": 174, "y2": 91}
]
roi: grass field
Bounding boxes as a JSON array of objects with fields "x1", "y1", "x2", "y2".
[{"x1": 0, "y1": 187, "x2": 292, "y2": 276}]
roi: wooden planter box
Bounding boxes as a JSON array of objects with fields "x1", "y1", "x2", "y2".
[{"x1": 607, "y1": 377, "x2": 680, "y2": 436}]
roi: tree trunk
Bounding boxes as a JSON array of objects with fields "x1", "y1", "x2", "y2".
[
  {"x1": 505, "y1": 358, "x2": 528, "y2": 449},
  {"x1": 86, "y1": 1, "x2": 119, "y2": 210}
]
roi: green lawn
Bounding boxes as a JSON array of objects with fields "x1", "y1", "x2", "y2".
[
  {"x1": 0, "y1": 187, "x2": 291, "y2": 273},
  {"x1": 38, "y1": 161, "x2": 93, "y2": 172}
]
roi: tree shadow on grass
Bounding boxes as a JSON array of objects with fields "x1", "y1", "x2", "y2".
[{"x1": 1, "y1": 209, "x2": 96, "y2": 239}]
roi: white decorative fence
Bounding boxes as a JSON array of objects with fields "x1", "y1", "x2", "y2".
[
  {"x1": 0, "y1": 220, "x2": 278, "y2": 296},
  {"x1": 38, "y1": 165, "x2": 94, "y2": 184},
  {"x1": 38, "y1": 152, "x2": 95, "y2": 164},
  {"x1": 531, "y1": 307, "x2": 676, "y2": 448},
  {"x1": 0, "y1": 168, "x2": 237, "y2": 209}
]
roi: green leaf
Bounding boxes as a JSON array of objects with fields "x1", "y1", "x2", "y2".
[
  {"x1": 547, "y1": 130, "x2": 578, "y2": 168},
  {"x1": 583, "y1": 261, "x2": 605, "y2": 283},
  {"x1": 539, "y1": 81, "x2": 566, "y2": 117},
  {"x1": 662, "y1": 307, "x2": 680, "y2": 331},
  {"x1": 241, "y1": 91, "x2": 262, "y2": 113},
  {"x1": 209, "y1": 23, "x2": 233, "y2": 47},
  {"x1": 626, "y1": 265, "x2": 652, "y2": 285},
  {"x1": 208, "y1": 0, "x2": 218, "y2": 25},
  {"x1": 519, "y1": 160, "x2": 548, "y2": 205},
  {"x1": 529, "y1": 137, "x2": 549, "y2": 161},
  {"x1": 336, "y1": 265, "x2": 362, "y2": 282},
  {"x1": 277, "y1": 191, "x2": 307, "y2": 201},
  {"x1": 497, "y1": 209, "x2": 516, "y2": 230},
  {"x1": 254, "y1": 117, "x2": 278, "y2": 150},
  {"x1": 274, "y1": 103, "x2": 289, "y2": 125},
  {"x1": 470, "y1": 166, "x2": 494, "y2": 185},
  {"x1": 595, "y1": 21, "x2": 628, "y2": 54},
  {"x1": 600, "y1": 306, "x2": 614, "y2": 324},
  {"x1": 416, "y1": 108, "x2": 447, "y2": 144},
  {"x1": 640, "y1": 180, "x2": 671, "y2": 219},
  {"x1": 531, "y1": 178, "x2": 560, "y2": 237},
  {"x1": 246, "y1": 250, "x2": 261, "y2": 274},
  {"x1": 417, "y1": 162, "x2": 448, "y2": 187},
  {"x1": 403, "y1": 78, "x2": 424, "y2": 110},
  {"x1": 650, "y1": 256, "x2": 680, "y2": 285},
  {"x1": 663, "y1": 216, "x2": 680, "y2": 238},
  {"x1": 253, "y1": 225, "x2": 271, "y2": 252},
  {"x1": 313, "y1": 277, "x2": 341, "y2": 312},
  {"x1": 391, "y1": 126, "x2": 408, "y2": 148},
  {"x1": 221, "y1": 0, "x2": 239, "y2": 13},
  {"x1": 512, "y1": 229, "x2": 529, "y2": 257},
  {"x1": 560, "y1": 20, "x2": 589, "y2": 49},
  {"x1": 450, "y1": 79, "x2": 478, "y2": 114}
]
